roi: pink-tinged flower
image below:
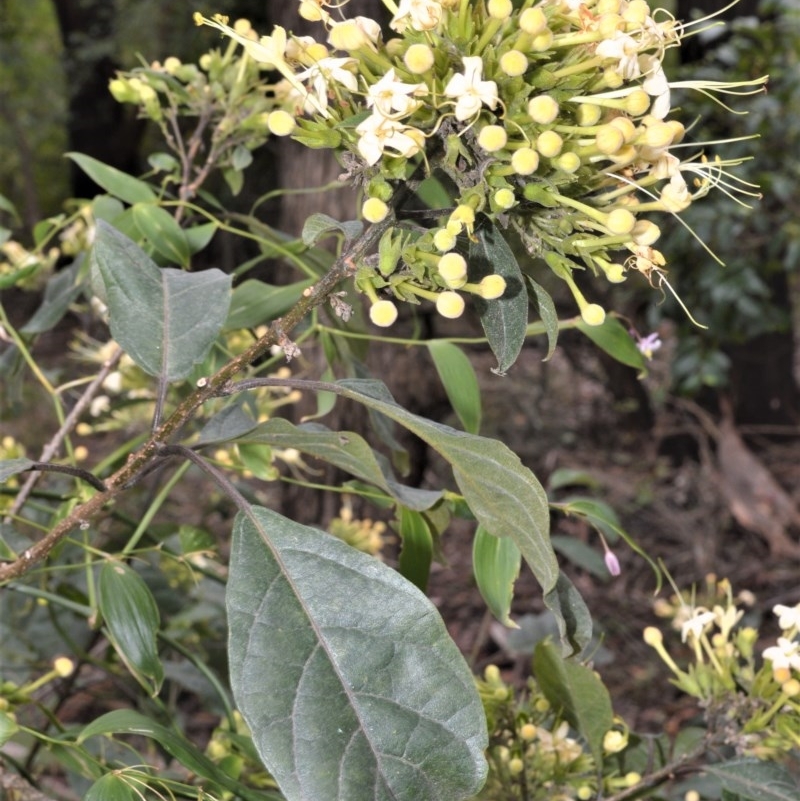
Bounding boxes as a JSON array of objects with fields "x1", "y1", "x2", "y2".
[
  {"x1": 635, "y1": 332, "x2": 662, "y2": 360},
  {"x1": 604, "y1": 549, "x2": 621, "y2": 577},
  {"x1": 444, "y1": 57, "x2": 498, "y2": 121}
]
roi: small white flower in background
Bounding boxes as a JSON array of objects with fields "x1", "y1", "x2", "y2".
[
  {"x1": 639, "y1": 55, "x2": 671, "y2": 119},
  {"x1": 774, "y1": 603, "x2": 800, "y2": 632},
  {"x1": 681, "y1": 608, "x2": 716, "y2": 643},
  {"x1": 763, "y1": 637, "x2": 800, "y2": 673},
  {"x1": 444, "y1": 56, "x2": 499, "y2": 121},
  {"x1": 367, "y1": 68, "x2": 427, "y2": 118},
  {"x1": 356, "y1": 112, "x2": 423, "y2": 165},
  {"x1": 389, "y1": 0, "x2": 443, "y2": 33},
  {"x1": 635, "y1": 332, "x2": 662, "y2": 360},
  {"x1": 295, "y1": 57, "x2": 358, "y2": 113}
]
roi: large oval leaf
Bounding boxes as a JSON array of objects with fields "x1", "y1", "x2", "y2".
[
  {"x1": 473, "y1": 525, "x2": 520, "y2": 628},
  {"x1": 66, "y1": 152, "x2": 156, "y2": 205},
  {"x1": 91, "y1": 220, "x2": 231, "y2": 380},
  {"x1": 132, "y1": 202, "x2": 191, "y2": 267},
  {"x1": 227, "y1": 505, "x2": 488, "y2": 801}
]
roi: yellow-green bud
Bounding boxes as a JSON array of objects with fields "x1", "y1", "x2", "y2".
[
  {"x1": 484, "y1": 664, "x2": 500, "y2": 683},
  {"x1": 450, "y1": 204, "x2": 476, "y2": 230},
  {"x1": 576, "y1": 103, "x2": 602, "y2": 126},
  {"x1": 684, "y1": 791, "x2": 701, "y2": 801},
  {"x1": 623, "y1": 0, "x2": 649, "y2": 25},
  {"x1": 433, "y1": 228, "x2": 457, "y2": 252},
  {"x1": 369, "y1": 300, "x2": 398, "y2": 327},
  {"x1": 519, "y1": 7, "x2": 547, "y2": 35},
  {"x1": 625, "y1": 772, "x2": 642, "y2": 787},
  {"x1": 631, "y1": 220, "x2": 660, "y2": 245},
  {"x1": 642, "y1": 121, "x2": 675, "y2": 149},
  {"x1": 478, "y1": 125, "x2": 508, "y2": 152},
  {"x1": 536, "y1": 130, "x2": 563, "y2": 158},
  {"x1": 267, "y1": 110, "x2": 297, "y2": 136},
  {"x1": 299, "y1": 0, "x2": 328, "y2": 21},
  {"x1": 527, "y1": 95, "x2": 559, "y2": 124},
  {"x1": 493, "y1": 188, "x2": 516, "y2": 210},
  {"x1": 598, "y1": 0, "x2": 622, "y2": 13},
  {"x1": 519, "y1": 723, "x2": 536, "y2": 740},
  {"x1": 163, "y1": 56, "x2": 182, "y2": 74},
  {"x1": 54, "y1": 657, "x2": 75, "y2": 678},
  {"x1": 783, "y1": 678, "x2": 800, "y2": 696},
  {"x1": 577, "y1": 787, "x2": 594, "y2": 801},
  {"x1": 534, "y1": 697, "x2": 549, "y2": 712},
  {"x1": 603, "y1": 67, "x2": 624, "y2": 89},
  {"x1": 555, "y1": 152, "x2": 581, "y2": 173},
  {"x1": 436, "y1": 291, "x2": 465, "y2": 319},
  {"x1": 479, "y1": 275, "x2": 507, "y2": 299},
  {"x1": 602, "y1": 262, "x2": 626, "y2": 283},
  {"x1": 667, "y1": 119, "x2": 686, "y2": 143},
  {"x1": 499, "y1": 50, "x2": 528, "y2": 77},
  {"x1": 595, "y1": 124, "x2": 625, "y2": 155},
  {"x1": 625, "y1": 89, "x2": 651, "y2": 116},
  {"x1": 438, "y1": 253, "x2": 468, "y2": 288},
  {"x1": 643, "y1": 626, "x2": 663, "y2": 646},
  {"x1": 404, "y1": 43, "x2": 435, "y2": 74},
  {"x1": 511, "y1": 147, "x2": 539, "y2": 175},
  {"x1": 362, "y1": 198, "x2": 389, "y2": 223},
  {"x1": 508, "y1": 757, "x2": 524, "y2": 776},
  {"x1": 609, "y1": 115, "x2": 637, "y2": 142},
  {"x1": 487, "y1": 0, "x2": 513, "y2": 19},
  {"x1": 531, "y1": 29, "x2": 555, "y2": 51},
  {"x1": 603, "y1": 729, "x2": 627, "y2": 753},
  {"x1": 606, "y1": 208, "x2": 636, "y2": 235},
  {"x1": 581, "y1": 303, "x2": 606, "y2": 326},
  {"x1": 328, "y1": 19, "x2": 371, "y2": 51},
  {"x1": 598, "y1": 12, "x2": 624, "y2": 38}
]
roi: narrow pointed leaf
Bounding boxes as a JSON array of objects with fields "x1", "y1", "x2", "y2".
[
  {"x1": 577, "y1": 315, "x2": 645, "y2": 370},
  {"x1": 527, "y1": 276, "x2": 559, "y2": 361},
  {"x1": 469, "y1": 221, "x2": 528, "y2": 374},
  {"x1": 533, "y1": 639, "x2": 613, "y2": 763},
  {"x1": 301, "y1": 213, "x2": 363, "y2": 247},
  {"x1": 543, "y1": 571, "x2": 593, "y2": 656},
  {"x1": 427, "y1": 340, "x2": 482, "y2": 433},
  {"x1": 66, "y1": 152, "x2": 156, "y2": 205},
  {"x1": 473, "y1": 525, "x2": 521, "y2": 628},
  {"x1": 397, "y1": 508, "x2": 434, "y2": 591},
  {"x1": 228, "y1": 505, "x2": 488, "y2": 801},
  {"x1": 132, "y1": 202, "x2": 191, "y2": 267},
  {"x1": 92, "y1": 220, "x2": 231, "y2": 380},
  {"x1": 97, "y1": 562, "x2": 164, "y2": 695},
  {"x1": 196, "y1": 403, "x2": 258, "y2": 445},
  {"x1": 225, "y1": 278, "x2": 314, "y2": 329},
  {"x1": 336, "y1": 379, "x2": 557, "y2": 595},
  {"x1": 84, "y1": 773, "x2": 137, "y2": 801},
  {"x1": 21, "y1": 259, "x2": 83, "y2": 334},
  {"x1": 705, "y1": 758, "x2": 800, "y2": 801}
]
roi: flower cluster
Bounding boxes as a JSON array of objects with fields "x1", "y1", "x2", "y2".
[
  {"x1": 645, "y1": 576, "x2": 800, "y2": 758},
  {"x1": 195, "y1": 0, "x2": 764, "y2": 327}
]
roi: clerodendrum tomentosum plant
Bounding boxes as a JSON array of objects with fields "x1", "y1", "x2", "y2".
[{"x1": 0, "y1": 1, "x2": 785, "y2": 800}]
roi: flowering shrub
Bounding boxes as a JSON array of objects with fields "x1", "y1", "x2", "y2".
[{"x1": 0, "y1": 2, "x2": 789, "y2": 801}]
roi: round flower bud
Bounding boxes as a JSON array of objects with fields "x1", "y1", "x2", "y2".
[
  {"x1": 666, "y1": 119, "x2": 686, "y2": 143},
  {"x1": 487, "y1": 0, "x2": 513, "y2": 19},
  {"x1": 328, "y1": 19, "x2": 371, "y2": 51},
  {"x1": 623, "y1": 0, "x2": 649, "y2": 25},
  {"x1": 625, "y1": 772, "x2": 642, "y2": 787},
  {"x1": 267, "y1": 110, "x2": 297, "y2": 136},
  {"x1": 642, "y1": 121, "x2": 675, "y2": 149},
  {"x1": 54, "y1": 657, "x2": 75, "y2": 678},
  {"x1": 233, "y1": 18, "x2": 253, "y2": 36},
  {"x1": 631, "y1": 219, "x2": 660, "y2": 245},
  {"x1": 499, "y1": 50, "x2": 528, "y2": 77},
  {"x1": 597, "y1": 0, "x2": 622, "y2": 13},
  {"x1": 404, "y1": 43, "x2": 435, "y2": 74},
  {"x1": 595, "y1": 124, "x2": 625, "y2": 155},
  {"x1": 576, "y1": 103, "x2": 602, "y2": 126},
  {"x1": 438, "y1": 252, "x2": 468, "y2": 287},
  {"x1": 603, "y1": 730, "x2": 627, "y2": 753},
  {"x1": 369, "y1": 300, "x2": 398, "y2": 327},
  {"x1": 304, "y1": 42, "x2": 330, "y2": 62},
  {"x1": 477, "y1": 125, "x2": 508, "y2": 153},
  {"x1": 783, "y1": 678, "x2": 800, "y2": 697},
  {"x1": 606, "y1": 207, "x2": 636, "y2": 235},
  {"x1": 643, "y1": 626, "x2": 663, "y2": 646},
  {"x1": 577, "y1": 787, "x2": 594, "y2": 801},
  {"x1": 581, "y1": 303, "x2": 606, "y2": 326},
  {"x1": 536, "y1": 130, "x2": 563, "y2": 158},
  {"x1": 511, "y1": 147, "x2": 539, "y2": 175},
  {"x1": 603, "y1": 262, "x2": 626, "y2": 283},
  {"x1": 362, "y1": 197, "x2": 389, "y2": 223},
  {"x1": 519, "y1": 7, "x2": 547, "y2": 35},
  {"x1": 484, "y1": 664, "x2": 500, "y2": 682},
  {"x1": 508, "y1": 757, "x2": 524, "y2": 776},
  {"x1": 299, "y1": 0, "x2": 327, "y2": 21},
  {"x1": 625, "y1": 88, "x2": 651, "y2": 116},
  {"x1": 519, "y1": 723, "x2": 536, "y2": 740},
  {"x1": 609, "y1": 115, "x2": 637, "y2": 143},
  {"x1": 163, "y1": 56, "x2": 182, "y2": 75},
  {"x1": 531, "y1": 29, "x2": 555, "y2": 51},
  {"x1": 493, "y1": 188, "x2": 516, "y2": 210},
  {"x1": 436, "y1": 291, "x2": 465, "y2": 319},
  {"x1": 598, "y1": 12, "x2": 624, "y2": 38},
  {"x1": 479, "y1": 275, "x2": 507, "y2": 299},
  {"x1": 450, "y1": 204, "x2": 476, "y2": 230},
  {"x1": 527, "y1": 95, "x2": 559, "y2": 124},
  {"x1": 603, "y1": 67, "x2": 624, "y2": 89},
  {"x1": 433, "y1": 228, "x2": 457, "y2": 252},
  {"x1": 555, "y1": 152, "x2": 581, "y2": 173}
]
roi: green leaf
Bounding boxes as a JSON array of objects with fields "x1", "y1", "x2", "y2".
[
  {"x1": 336, "y1": 379, "x2": 558, "y2": 595},
  {"x1": 397, "y1": 508, "x2": 434, "y2": 591},
  {"x1": 427, "y1": 340, "x2": 482, "y2": 434},
  {"x1": 533, "y1": 639, "x2": 613, "y2": 763},
  {"x1": 558, "y1": 497, "x2": 622, "y2": 543},
  {"x1": 543, "y1": 571, "x2": 593, "y2": 656},
  {"x1": 21, "y1": 259, "x2": 83, "y2": 334},
  {"x1": 577, "y1": 315, "x2": 645, "y2": 370},
  {"x1": 705, "y1": 759, "x2": 800, "y2": 801},
  {"x1": 97, "y1": 562, "x2": 164, "y2": 695},
  {"x1": 0, "y1": 458, "x2": 35, "y2": 483},
  {"x1": 225, "y1": 278, "x2": 313, "y2": 330},
  {"x1": 131, "y1": 202, "x2": 191, "y2": 267},
  {"x1": 238, "y1": 418, "x2": 441, "y2": 511},
  {"x1": 227, "y1": 505, "x2": 488, "y2": 801},
  {"x1": 301, "y1": 213, "x2": 363, "y2": 247},
  {"x1": 527, "y1": 276, "x2": 559, "y2": 361},
  {"x1": 473, "y1": 525, "x2": 521, "y2": 627},
  {"x1": 184, "y1": 222, "x2": 217, "y2": 255},
  {"x1": 231, "y1": 144, "x2": 253, "y2": 171},
  {"x1": 91, "y1": 220, "x2": 231, "y2": 380},
  {"x1": 0, "y1": 710, "x2": 19, "y2": 747},
  {"x1": 469, "y1": 220, "x2": 528, "y2": 374},
  {"x1": 196, "y1": 403, "x2": 258, "y2": 445},
  {"x1": 66, "y1": 152, "x2": 156, "y2": 205},
  {"x1": 550, "y1": 535, "x2": 608, "y2": 578},
  {"x1": 77, "y1": 710, "x2": 278, "y2": 801},
  {"x1": 0, "y1": 262, "x2": 39, "y2": 289},
  {"x1": 84, "y1": 773, "x2": 137, "y2": 801}
]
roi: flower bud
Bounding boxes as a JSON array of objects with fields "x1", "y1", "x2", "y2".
[
  {"x1": 519, "y1": 723, "x2": 536, "y2": 740},
  {"x1": 369, "y1": 300, "x2": 398, "y2": 327},
  {"x1": 531, "y1": 29, "x2": 555, "y2": 51},
  {"x1": 602, "y1": 262, "x2": 626, "y2": 283},
  {"x1": 511, "y1": 147, "x2": 539, "y2": 175},
  {"x1": 595, "y1": 124, "x2": 625, "y2": 155},
  {"x1": 642, "y1": 121, "x2": 675, "y2": 149},
  {"x1": 643, "y1": 626, "x2": 663, "y2": 646},
  {"x1": 499, "y1": 50, "x2": 528, "y2": 77},
  {"x1": 404, "y1": 43, "x2": 435, "y2": 74},
  {"x1": 484, "y1": 665, "x2": 500, "y2": 682},
  {"x1": 606, "y1": 208, "x2": 636, "y2": 235},
  {"x1": 581, "y1": 303, "x2": 606, "y2": 326},
  {"x1": 625, "y1": 772, "x2": 642, "y2": 787},
  {"x1": 508, "y1": 757, "x2": 524, "y2": 776},
  {"x1": 328, "y1": 19, "x2": 372, "y2": 51},
  {"x1": 603, "y1": 729, "x2": 627, "y2": 753},
  {"x1": 449, "y1": 204, "x2": 476, "y2": 231},
  {"x1": 54, "y1": 657, "x2": 75, "y2": 678},
  {"x1": 436, "y1": 291, "x2": 465, "y2": 319},
  {"x1": 625, "y1": 89, "x2": 651, "y2": 116},
  {"x1": 438, "y1": 253, "x2": 468, "y2": 288},
  {"x1": 267, "y1": 110, "x2": 296, "y2": 136},
  {"x1": 527, "y1": 95, "x2": 559, "y2": 124},
  {"x1": 478, "y1": 275, "x2": 507, "y2": 299},
  {"x1": 487, "y1": 0, "x2": 513, "y2": 19},
  {"x1": 299, "y1": 0, "x2": 328, "y2": 21},
  {"x1": 631, "y1": 220, "x2": 660, "y2": 245},
  {"x1": 536, "y1": 130, "x2": 563, "y2": 158},
  {"x1": 433, "y1": 228, "x2": 457, "y2": 252},
  {"x1": 666, "y1": 119, "x2": 686, "y2": 143},
  {"x1": 576, "y1": 104, "x2": 602, "y2": 126},
  {"x1": 519, "y1": 7, "x2": 547, "y2": 35},
  {"x1": 782, "y1": 678, "x2": 800, "y2": 697},
  {"x1": 555, "y1": 152, "x2": 581, "y2": 173},
  {"x1": 477, "y1": 125, "x2": 508, "y2": 153},
  {"x1": 609, "y1": 115, "x2": 637, "y2": 143},
  {"x1": 493, "y1": 188, "x2": 516, "y2": 210},
  {"x1": 362, "y1": 198, "x2": 389, "y2": 223}
]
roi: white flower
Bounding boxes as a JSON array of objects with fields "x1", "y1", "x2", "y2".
[
  {"x1": 295, "y1": 57, "x2": 358, "y2": 114},
  {"x1": 680, "y1": 608, "x2": 715, "y2": 643},
  {"x1": 366, "y1": 68, "x2": 426, "y2": 118},
  {"x1": 444, "y1": 57, "x2": 499, "y2": 121},
  {"x1": 389, "y1": 0, "x2": 443, "y2": 32},
  {"x1": 356, "y1": 112, "x2": 423, "y2": 165},
  {"x1": 763, "y1": 637, "x2": 800, "y2": 673},
  {"x1": 639, "y1": 55, "x2": 671, "y2": 119},
  {"x1": 774, "y1": 603, "x2": 800, "y2": 632},
  {"x1": 596, "y1": 31, "x2": 642, "y2": 81}
]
